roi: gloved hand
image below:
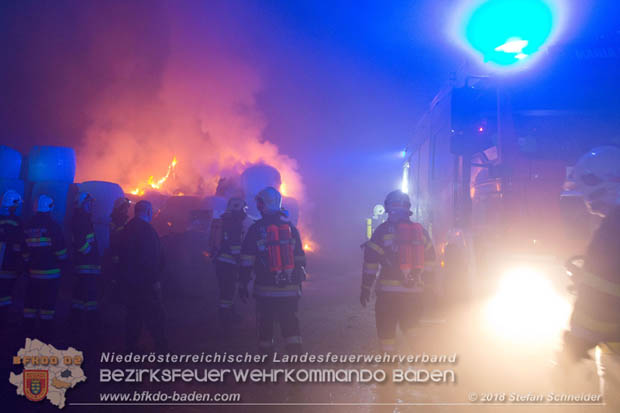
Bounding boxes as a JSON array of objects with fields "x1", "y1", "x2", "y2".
[
  {"x1": 238, "y1": 283, "x2": 250, "y2": 304},
  {"x1": 291, "y1": 266, "x2": 307, "y2": 284},
  {"x1": 360, "y1": 287, "x2": 371, "y2": 307}
]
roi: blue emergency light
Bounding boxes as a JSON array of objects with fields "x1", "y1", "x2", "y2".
[{"x1": 463, "y1": 0, "x2": 555, "y2": 67}]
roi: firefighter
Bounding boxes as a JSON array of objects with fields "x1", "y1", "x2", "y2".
[
  {"x1": 238, "y1": 187, "x2": 306, "y2": 354},
  {"x1": 69, "y1": 192, "x2": 101, "y2": 343},
  {"x1": 559, "y1": 146, "x2": 620, "y2": 412},
  {"x1": 360, "y1": 190, "x2": 436, "y2": 353},
  {"x1": 119, "y1": 200, "x2": 167, "y2": 352},
  {"x1": 22, "y1": 194, "x2": 68, "y2": 343},
  {"x1": 0, "y1": 190, "x2": 25, "y2": 330},
  {"x1": 209, "y1": 197, "x2": 251, "y2": 331}
]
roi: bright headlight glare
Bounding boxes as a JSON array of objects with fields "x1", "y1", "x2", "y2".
[{"x1": 485, "y1": 267, "x2": 571, "y2": 343}]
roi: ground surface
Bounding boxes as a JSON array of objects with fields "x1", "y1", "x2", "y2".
[{"x1": 1, "y1": 252, "x2": 600, "y2": 412}]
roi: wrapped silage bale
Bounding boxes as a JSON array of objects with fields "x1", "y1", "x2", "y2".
[
  {"x1": 240, "y1": 164, "x2": 282, "y2": 219},
  {"x1": 27, "y1": 146, "x2": 76, "y2": 183},
  {"x1": 0, "y1": 145, "x2": 23, "y2": 179}
]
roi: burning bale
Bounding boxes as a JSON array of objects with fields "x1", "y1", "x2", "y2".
[
  {"x1": 2, "y1": 142, "x2": 315, "y2": 301},
  {"x1": 6, "y1": 142, "x2": 315, "y2": 256},
  {"x1": 130, "y1": 157, "x2": 178, "y2": 197}
]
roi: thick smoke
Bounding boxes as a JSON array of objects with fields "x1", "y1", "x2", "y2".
[
  {"x1": 0, "y1": 0, "x2": 303, "y2": 200},
  {"x1": 75, "y1": 1, "x2": 303, "y2": 200}
]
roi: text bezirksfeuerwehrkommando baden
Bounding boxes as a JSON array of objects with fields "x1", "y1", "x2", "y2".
[
  {"x1": 100, "y1": 367, "x2": 456, "y2": 384},
  {"x1": 100, "y1": 351, "x2": 457, "y2": 365}
]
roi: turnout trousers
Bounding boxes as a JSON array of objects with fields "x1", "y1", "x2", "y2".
[
  {"x1": 69, "y1": 272, "x2": 100, "y2": 341},
  {"x1": 0, "y1": 274, "x2": 18, "y2": 327},
  {"x1": 215, "y1": 260, "x2": 238, "y2": 325},
  {"x1": 23, "y1": 277, "x2": 60, "y2": 343},
  {"x1": 375, "y1": 292, "x2": 423, "y2": 352},
  {"x1": 255, "y1": 296, "x2": 302, "y2": 354}
]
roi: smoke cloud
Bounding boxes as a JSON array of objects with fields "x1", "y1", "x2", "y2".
[
  {"x1": 2, "y1": 0, "x2": 443, "y2": 258},
  {"x1": 1, "y1": 0, "x2": 303, "y2": 200},
  {"x1": 76, "y1": 1, "x2": 304, "y2": 200}
]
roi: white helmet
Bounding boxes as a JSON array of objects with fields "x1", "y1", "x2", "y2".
[
  {"x1": 1, "y1": 190, "x2": 22, "y2": 208},
  {"x1": 372, "y1": 204, "x2": 385, "y2": 218},
  {"x1": 571, "y1": 146, "x2": 620, "y2": 216},
  {"x1": 36, "y1": 194, "x2": 55, "y2": 213}
]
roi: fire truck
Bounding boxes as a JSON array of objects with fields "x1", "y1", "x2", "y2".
[{"x1": 405, "y1": 40, "x2": 620, "y2": 308}]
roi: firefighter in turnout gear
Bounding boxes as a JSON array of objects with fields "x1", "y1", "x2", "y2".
[
  {"x1": 0, "y1": 190, "x2": 25, "y2": 330},
  {"x1": 361, "y1": 190, "x2": 436, "y2": 353},
  {"x1": 209, "y1": 197, "x2": 252, "y2": 330},
  {"x1": 560, "y1": 146, "x2": 620, "y2": 412},
  {"x1": 22, "y1": 194, "x2": 68, "y2": 343},
  {"x1": 69, "y1": 192, "x2": 101, "y2": 343},
  {"x1": 239, "y1": 186, "x2": 306, "y2": 354}
]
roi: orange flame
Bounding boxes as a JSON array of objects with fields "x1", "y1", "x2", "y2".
[
  {"x1": 130, "y1": 156, "x2": 177, "y2": 196},
  {"x1": 297, "y1": 221, "x2": 318, "y2": 254}
]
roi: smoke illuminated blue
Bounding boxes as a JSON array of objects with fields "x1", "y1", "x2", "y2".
[
  {"x1": 401, "y1": 162, "x2": 409, "y2": 194},
  {"x1": 463, "y1": 0, "x2": 555, "y2": 66}
]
